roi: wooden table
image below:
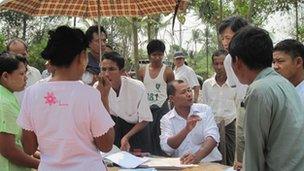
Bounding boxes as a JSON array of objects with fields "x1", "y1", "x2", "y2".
[
  {"x1": 107, "y1": 163, "x2": 229, "y2": 171},
  {"x1": 183, "y1": 163, "x2": 230, "y2": 171}
]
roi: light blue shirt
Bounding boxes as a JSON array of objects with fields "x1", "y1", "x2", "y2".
[
  {"x1": 296, "y1": 80, "x2": 304, "y2": 105},
  {"x1": 244, "y1": 68, "x2": 304, "y2": 171}
]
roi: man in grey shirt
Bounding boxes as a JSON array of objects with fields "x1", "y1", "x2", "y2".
[{"x1": 229, "y1": 26, "x2": 304, "y2": 170}]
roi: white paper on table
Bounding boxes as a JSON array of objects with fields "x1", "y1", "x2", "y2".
[
  {"x1": 100, "y1": 145, "x2": 121, "y2": 158},
  {"x1": 119, "y1": 168, "x2": 156, "y2": 171},
  {"x1": 105, "y1": 151, "x2": 149, "y2": 169},
  {"x1": 101, "y1": 145, "x2": 121, "y2": 166},
  {"x1": 224, "y1": 167, "x2": 235, "y2": 171},
  {"x1": 139, "y1": 157, "x2": 198, "y2": 170}
]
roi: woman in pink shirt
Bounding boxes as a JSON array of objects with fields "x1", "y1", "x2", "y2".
[{"x1": 17, "y1": 26, "x2": 115, "y2": 171}]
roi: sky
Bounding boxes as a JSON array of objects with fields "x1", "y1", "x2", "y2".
[{"x1": 155, "y1": 10, "x2": 297, "y2": 53}]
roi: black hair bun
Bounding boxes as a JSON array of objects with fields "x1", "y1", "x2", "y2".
[{"x1": 41, "y1": 26, "x2": 88, "y2": 67}]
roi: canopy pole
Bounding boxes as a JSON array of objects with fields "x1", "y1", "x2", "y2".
[
  {"x1": 97, "y1": 0, "x2": 102, "y2": 62},
  {"x1": 172, "y1": 0, "x2": 182, "y2": 35}
]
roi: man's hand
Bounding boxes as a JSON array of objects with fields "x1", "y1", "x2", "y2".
[
  {"x1": 180, "y1": 153, "x2": 199, "y2": 164},
  {"x1": 33, "y1": 151, "x2": 40, "y2": 159},
  {"x1": 234, "y1": 161, "x2": 242, "y2": 171},
  {"x1": 96, "y1": 74, "x2": 112, "y2": 112},
  {"x1": 186, "y1": 115, "x2": 201, "y2": 132},
  {"x1": 120, "y1": 136, "x2": 130, "y2": 151},
  {"x1": 96, "y1": 74, "x2": 111, "y2": 96}
]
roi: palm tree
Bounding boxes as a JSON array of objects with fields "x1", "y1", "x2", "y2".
[{"x1": 191, "y1": 29, "x2": 203, "y2": 53}]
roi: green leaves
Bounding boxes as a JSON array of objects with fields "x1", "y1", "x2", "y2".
[{"x1": 177, "y1": 13, "x2": 186, "y2": 24}]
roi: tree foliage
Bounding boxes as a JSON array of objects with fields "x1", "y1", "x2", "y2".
[{"x1": 0, "y1": 1, "x2": 302, "y2": 74}]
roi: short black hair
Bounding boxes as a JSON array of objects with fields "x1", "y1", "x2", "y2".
[
  {"x1": 0, "y1": 52, "x2": 25, "y2": 75},
  {"x1": 147, "y1": 39, "x2": 165, "y2": 56},
  {"x1": 102, "y1": 51, "x2": 125, "y2": 70},
  {"x1": 85, "y1": 25, "x2": 107, "y2": 43},
  {"x1": 167, "y1": 80, "x2": 184, "y2": 97},
  {"x1": 229, "y1": 26, "x2": 273, "y2": 70},
  {"x1": 274, "y1": 39, "x2": 304, "y2": 68},
  {"x1": 41, "y1": 26, "x2": 88, "y2": 68},
  {"x1": 218, "y1": 16, "x2": 249, "y2": 34},
  {"x1": 212, "y1": 49, "x2": 228, "y2": 62}
]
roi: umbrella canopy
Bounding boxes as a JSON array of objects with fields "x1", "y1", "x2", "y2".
[{"x1": 0, "y1": 0, "x2": 188, "y2": 18}]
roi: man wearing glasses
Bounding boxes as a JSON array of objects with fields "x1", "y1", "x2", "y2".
[
  {"x1": 94, "y1": 52, "x2": 153, "y2": 153},
  {"x1": 160, "y1": 80, "x2": 222, "y2": 164},
  {"x1": 83, "y1": 25, "x2": 108, "y2": 85}
]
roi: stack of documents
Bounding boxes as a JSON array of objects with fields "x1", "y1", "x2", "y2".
[{"x1": 102, "y1": 149, "x2": 198, "y2": 170}]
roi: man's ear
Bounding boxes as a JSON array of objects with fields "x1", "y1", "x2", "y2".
[
  {"x1": 119, "y1": 68, "x2": 125, "y2": 75},
  {"x1": 168, "y1": 95, "x2": 174, "y2": 103},
  {"x1": 78, "y1": 51, "x2": 88, "y2": 67},
  {"x1": 1, "y1": 72, "x2": 9, "y2": 82},
  {"x1": 295, "y1": 56, "x2": 303, "y2": 69},
  {"x1": 234, "y1": 56, "x2": 243, "y2": 71}
]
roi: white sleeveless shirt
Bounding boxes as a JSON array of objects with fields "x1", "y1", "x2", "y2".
[{"x1": 143, "y1": 64, "x2": 167, "y2": 107}]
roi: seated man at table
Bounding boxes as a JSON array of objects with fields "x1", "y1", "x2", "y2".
[
  {"x1": 160, "y1": 80, "x2": 222, "y2": 164},
  {"x1": 95, "y1": 52, "x2": 153, "y2": 153}
]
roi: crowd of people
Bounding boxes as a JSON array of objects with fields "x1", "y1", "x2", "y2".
[{"x1": 0, "y1": 15, "x2": 304, "y2": 171}]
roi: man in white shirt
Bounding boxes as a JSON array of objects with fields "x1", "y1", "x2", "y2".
[
  {"x1": 7, "y1": 38, "x2": 42, "y2": 103},
  {"x1": 160, "y1": 80, "x2": 221, "y2": 164},
  {"x1": 218, "y1": 16, "x2": 249, "y2": 168},
  {"x1": 202, "y1": 49, "x2": 237, "y2": 165},
  {"x1": 173, "y1": 51, "x2": 200, "y2": 103},
  {"x1": 273, "y1": 39, "x2": 304, "y2": 104},
  {"x1": 96, "y1": 52, "x2": 153, "y2": 153}
]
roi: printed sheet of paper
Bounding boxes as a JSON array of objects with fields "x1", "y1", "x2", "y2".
[{"x1": 105, "y1": 151, "x2": 149, "y2": 169}]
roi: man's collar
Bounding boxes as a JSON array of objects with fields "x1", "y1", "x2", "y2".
[
  {"x1": 175, "y1": 64, "x2": 186, "y2": 71},
  {"x1": 254, "y1": 67, "x2": 274, "y2": 82},
  {"x1": 168, "y1": 105, "x2": 199, "y2": 119},
  {"x1": 296, "y1": 79, "x2": 304, "y2": 89},
  {"x1": 210, "y1": 75, "x2": 229, "y2": 87}
]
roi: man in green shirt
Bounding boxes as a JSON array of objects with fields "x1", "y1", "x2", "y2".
[{"x1": 228, "y1": 26, "x2": 304, "y2": 170}]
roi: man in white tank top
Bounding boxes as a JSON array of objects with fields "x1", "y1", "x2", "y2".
[{"x1": 138, "y1": 39, "x2": 175, "y2": 156}]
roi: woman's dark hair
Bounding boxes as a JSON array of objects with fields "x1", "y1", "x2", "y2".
[
  {"x1": 102, "y1": 51, "x2": 125, "y2": 70},
  {"x1": 41, "y1": 26, "x2": 88, "y2": 67},
  {"x1": 0, "y1": 52, "x2": 25, "y2": 75}
]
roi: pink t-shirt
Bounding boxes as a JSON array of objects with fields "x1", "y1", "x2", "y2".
[{"x1": 17, "y1": 81, "x2": 115, "y2": 171}]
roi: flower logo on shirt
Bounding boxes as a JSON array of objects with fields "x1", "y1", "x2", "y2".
[{"x1": 44, "y1": 92, "x2": 57, "y2": 106}]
